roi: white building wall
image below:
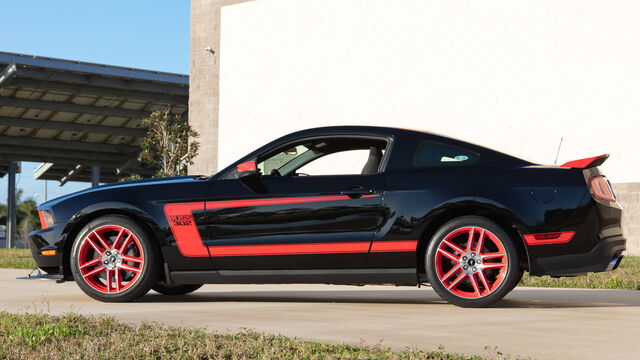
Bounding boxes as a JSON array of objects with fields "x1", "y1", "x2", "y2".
[{"x1": 218, "y1": 0, "x2": 640, "y2": 183}]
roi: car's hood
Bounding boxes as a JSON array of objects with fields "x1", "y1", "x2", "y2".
[{"x1": 39, "y1": 176, "x2": 203, "y2": 208}]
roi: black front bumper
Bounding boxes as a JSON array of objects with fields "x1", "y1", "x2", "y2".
[
  {"x1": 28, "y1": 227, "x2": 64, "y2": 274},
  {"x1": 530, "y1": 235, "x2": 626, "y2": 276}
]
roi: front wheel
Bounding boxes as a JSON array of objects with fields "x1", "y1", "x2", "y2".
[
  {"x1": 70, "y1": 215, "x2": 160, "y2": 302},
  {"x1": 425, "y1": 216, "x2": 520, "y2": 308}
]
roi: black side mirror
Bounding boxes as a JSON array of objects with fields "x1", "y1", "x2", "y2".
[{"x1": 235, "y1": 161, "x2": 265, "y2": 193}]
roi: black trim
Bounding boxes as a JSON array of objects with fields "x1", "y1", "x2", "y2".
[
  {"x1": 170, "y1": 268, "x2": 417, "y2": 285},
  {"x1": 530, "y1": 236, "x2": 626, "y2": 276},
  {"x1": 163, "y1": 263, "x2": 173, "y2": 285}
]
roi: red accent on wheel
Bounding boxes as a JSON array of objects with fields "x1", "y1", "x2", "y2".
[
  {"x1": 77, "y1": 225, "x2": 145, "y2": 294},
  {"x1": 435, "y1": 227, "x2": 508, "y2": 299}
]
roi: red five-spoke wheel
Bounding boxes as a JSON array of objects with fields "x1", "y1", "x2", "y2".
[
  {"x1": 71, "y1": 215, "x2": 159, "y2": 302},
  {"x1": 77, "y1": 225, "x2": 145, "y2": 293},
  {"x1": 426, "y1": 216, "x2": 519, "y2": 307}
]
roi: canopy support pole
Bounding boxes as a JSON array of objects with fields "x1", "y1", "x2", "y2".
[
  {"x1": 6, "y1": 161, "x2": 16, "y2": 248},
  {"x1": 91, "y1": 166, "x2": 100, "y2": 187}
]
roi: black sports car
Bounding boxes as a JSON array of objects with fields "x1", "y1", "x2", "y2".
[{"x1": 29, "y1": 126, "x2": 625, "y2": 307}]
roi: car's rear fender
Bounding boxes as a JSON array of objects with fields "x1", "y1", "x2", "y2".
[{"x1": 413, "y1": 198, "x2": 531, "y2": 276}]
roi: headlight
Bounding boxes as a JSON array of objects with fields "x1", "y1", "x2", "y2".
[{"x1": 38, "y1": 210, "x2": 55, "y2": 229}]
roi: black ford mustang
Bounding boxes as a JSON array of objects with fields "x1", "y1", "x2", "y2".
[{"x1": 29, "y1": 126, "x2": 625, "y2": 307}]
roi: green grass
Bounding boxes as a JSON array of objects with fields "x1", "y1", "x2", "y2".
[
  {"x1": 0, "y1": 248, "x2": 36, "y2": 269},
  {"x1": 0, "y1": 312, "x2": 487, "y2": 360},
  {"x1": 520, "y1": 255, "x2": 640, "y2": 290}
]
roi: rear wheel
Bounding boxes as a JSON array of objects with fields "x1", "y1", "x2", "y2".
[
  {"x1": 70, "y1": 215, "x2": 160, "y2": 302},
  {"x1": 153, "y1": 283, "x2": 202, "y2": 295},
  {"x1": 425, "y1": 216, "x2": 520, "y2": 307}
]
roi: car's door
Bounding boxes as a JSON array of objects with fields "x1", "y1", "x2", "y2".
[{"x1": 204, "y1": 137, "x2": 388, "y2": 270}]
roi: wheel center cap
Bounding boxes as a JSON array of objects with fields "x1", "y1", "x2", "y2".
[
  {"x1": 102, "y1": 249, "x2": 122, "y2": 269},
  {"x1": 461, "y1": 252, "x2": 481, "y2": 274}
]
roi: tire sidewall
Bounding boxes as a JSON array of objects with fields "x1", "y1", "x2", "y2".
[
  {"x1": 70, "y1": 215, "x2": 160, "y2": 302},
  {"x1": 425, "y1": 216, "x2": 519, "y2": 307}
]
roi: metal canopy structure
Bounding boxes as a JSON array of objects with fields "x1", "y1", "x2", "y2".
[
  {"x1": 0, "y1": 52, "x2": 189, "y2": 247},
  {"x1": 0, "y1": 51, "x2": 189, "y2": 183},
  {"x1": 0, "y1": 161, "x2": 8, "y2": 178}
]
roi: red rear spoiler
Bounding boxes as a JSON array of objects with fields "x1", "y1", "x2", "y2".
[{"x1": 560, "y1": 154, "x2": 609, "y2": 169}]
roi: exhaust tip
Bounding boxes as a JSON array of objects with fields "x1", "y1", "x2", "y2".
[{"x1": 607, "y1": 255, "x2": 624, "y2": 271}]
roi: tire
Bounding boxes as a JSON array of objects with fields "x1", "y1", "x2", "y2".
[
  {"x1": 425, "y1": 216, "x2": 520, "y2": 308},
  {"x1": 70, "y1": 215, "x2": 160, "y2": 302},
  {"x1": 509, "y1": 268, "x2": 525, "y2": 292},
  {"x1": 153, "y1": 283, "x2": 203, "y2": 295}
]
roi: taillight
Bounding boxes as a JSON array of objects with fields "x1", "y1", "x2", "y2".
[
  {"x1": 589, "y1": 176, "x2": 615, "y2": 201},
  {"x1": 38, "y1": 210, "x2": 54, "y2": 229}
]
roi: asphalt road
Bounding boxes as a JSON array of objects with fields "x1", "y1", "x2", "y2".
[{"x1": 2, "y1": 268, "x2": 639, "y2": 359}]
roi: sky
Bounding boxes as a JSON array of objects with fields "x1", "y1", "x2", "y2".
[{"x1": 0, "y1": 1, "x2": 190, "y2": 204}]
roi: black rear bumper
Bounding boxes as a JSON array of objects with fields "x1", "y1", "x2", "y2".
[{"x1": 530, "y1": 235, "x2": 626, "y2": 276}]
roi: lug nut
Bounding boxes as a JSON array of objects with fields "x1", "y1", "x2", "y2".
[
  {"x1": 103, "y1": 260, "x2": 109, "y2": 265},
  {"x1": 462, "y1": 256, "x2": 468, "y2": 261},
  {"x1": 473, "y1": 267, "x2": 478, "y2": 272},
  {"x1": 463, "y1": 265, "x2": 468, "y2": 270},
  {"x1": 106, "y1": 251, "x2": 111, "y2": 256},
  {"x1": 477, "y1": 260, "x2": 481, "y2": 264},
  {"x1": 471, "y1": 253, "x2": 476, "y2": 257}
]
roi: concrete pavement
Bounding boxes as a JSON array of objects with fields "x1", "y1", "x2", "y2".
[{"x1": 1, "y1": 268, "x2": 639, "y2": 359}]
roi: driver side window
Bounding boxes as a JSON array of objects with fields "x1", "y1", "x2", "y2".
[
  {"x1": 257, "y1": 137, "x2": 387, "y2": 177},
  {"x1": 296, "y1": 149, "x2": 373, "y2": 176},
  {"x1": 257, "y1": 145, "x2": 310, "y2": 176}
]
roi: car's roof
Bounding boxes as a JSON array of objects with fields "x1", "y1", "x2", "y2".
[
  {"x1": 280, "y1": 125, "x2": 493, "y2": 153},
  {"x1": 283, "y1": 125, "x2": 427, "y2": 137},
  {"x1": 260, "y1": 125, "x2": 534, "y2": 166}
]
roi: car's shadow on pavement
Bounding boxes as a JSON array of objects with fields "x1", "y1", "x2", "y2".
[{"x1": 137, "y1": 288, "x2": 640, "y2": 308}]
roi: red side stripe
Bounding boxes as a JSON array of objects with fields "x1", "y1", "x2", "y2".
[
  {"x1": 370, "y1": 240, "x2": 418, "y2": 253},
  {"x1": 209, "y1": 240, "x2": 418, "y2": 257}
]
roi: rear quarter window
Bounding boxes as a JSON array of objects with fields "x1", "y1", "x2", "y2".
[{"x1": 413, "y1": 140, "x2": 480, "y2": 166}]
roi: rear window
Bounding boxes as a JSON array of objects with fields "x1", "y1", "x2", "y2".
[{"x1": 413, "y1": 141, "x2": 479, "y2": 166}]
